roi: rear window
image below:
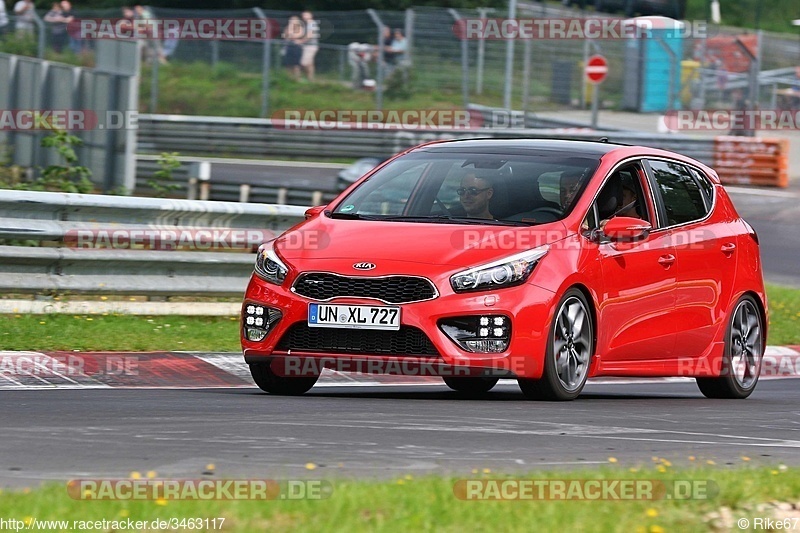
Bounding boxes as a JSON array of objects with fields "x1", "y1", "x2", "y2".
[{"x1": 648, "y1": 160, "x2": 710, "y2": 226}]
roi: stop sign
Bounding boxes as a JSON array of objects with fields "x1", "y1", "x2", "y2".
[{"x1": 585, "y1": 55, "x2": 608, "y2": 84}]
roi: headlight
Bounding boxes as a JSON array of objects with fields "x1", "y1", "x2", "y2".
[
  {"x1": 450, "y1": 245, "x2": 549, "y2": 293},
  {"x1": 254, "y1": 241, "x2": 288, "y2": 285}
]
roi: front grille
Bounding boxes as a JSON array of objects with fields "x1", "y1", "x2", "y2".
[
  {"x1": 292, "y1": 273, "x2": 437, "y2": 304},
  {"x1": 276, "y1": 323, "x2": 440, "y2": 357}
]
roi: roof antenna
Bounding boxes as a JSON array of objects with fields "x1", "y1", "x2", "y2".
[{"x1": 598, "y1": 137, "x2": 609, "y2": 143}]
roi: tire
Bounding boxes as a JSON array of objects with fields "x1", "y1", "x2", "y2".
[
  {"x1": 443, "y1": 376, "x2": 499, "y2": 394},
  {"x1": 249, "y1": 362, "x2": 318, "y2": 396},
  {"x1": 518, "y1": 288, "x2": 594, "y2": 401},
  {"x1": 696, "y1": 296, "x2": 764, "y2": 399}
]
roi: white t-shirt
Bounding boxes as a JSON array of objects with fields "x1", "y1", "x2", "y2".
[
  {"x1": 14, "y1": 0, "x2": 34, "y2": 30},
  {"x1": 0, "y1": 2, "x2": 9, "y2": 28}
]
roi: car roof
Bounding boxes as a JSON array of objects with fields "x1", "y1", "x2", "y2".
[{"x1": 414, "y1": 138, "x2": 622, "y2": 157}]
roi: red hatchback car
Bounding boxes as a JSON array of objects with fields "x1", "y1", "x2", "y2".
[{"x1": 241, "y1": 139, "x2": 767, "y2": 400}]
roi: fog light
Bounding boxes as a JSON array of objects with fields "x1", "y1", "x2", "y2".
[
  {"x1": 243, "y1": 303, "x2": 282, "y2": 343},
  {"x1": 246, "y1": 328, "x2": 268, "y2": 342},
  {"x1": 438, "y1": 315, "x2": 511, "y2": 353}
]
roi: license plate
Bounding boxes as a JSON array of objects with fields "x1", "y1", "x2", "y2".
[{"x1": 308, "y1": 303, "x2": 401, "y2": 330}]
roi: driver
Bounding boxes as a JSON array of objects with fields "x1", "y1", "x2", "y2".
[
  {"x1": 457, "y1": 173, "x2": 494, "y2": 219},
  {"x1": 559, "y1": 169, "x2": 584, "y2": 209}
]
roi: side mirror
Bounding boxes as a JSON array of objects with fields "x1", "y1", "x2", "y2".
[
  {"x1": 304, "y1": 205, "x2": 326, "y2": 220},
  {"x1": 602, "y1": 217, "x2": 651, "y2": 241}
]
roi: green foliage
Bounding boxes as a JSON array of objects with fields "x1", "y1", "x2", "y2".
[
  {"x1": 1, "y1": 131, "x2": 93, "y2": 193},
  {"x1": 0, "y1": 145, "x2": 23, "y2": 189},
  {"x1": 384, "y1": 67, "x2": 414, "y2": 101},
  {"x1": 38, "y1": 130, "x2": 94, "y2": 193},
  {"x1": 147, "y1": 152, "x2": 182, "y2": 197},
  {"x1": 0, "y1": 33, "x2": 38, "y2": 57}
]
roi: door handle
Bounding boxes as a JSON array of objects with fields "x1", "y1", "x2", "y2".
[
  {"x1": 658, "y1": 254, "x2": 676, "y2": 267},
  {"x1": 721, "y1": 243, "x2": 736, "y2": 255}
]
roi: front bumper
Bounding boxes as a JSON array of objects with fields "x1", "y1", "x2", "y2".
[{"x1": 241, "y1": 272, "x2": 558, "y2": 379}]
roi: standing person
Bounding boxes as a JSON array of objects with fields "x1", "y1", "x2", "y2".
[
  {"x1": 389, "y1": 28, "x2": 407, "y2": 67},
  {"x1": 134, "y1": 4, "x2": 166, "y2": 64},
  {"x1": 299, "y1": 10, "x2": 318, "y2": 82},
  {"x1": 13, "y1": 0, "x2": 35, "y2": 37},
  {"x1": 59, "y1": 1, "x2": 82, "y2": 54},
  {"x1": 380, "y1": 25, "x2": 393, "y2": 67},
  {"x1": 44, "y1": 2, "x2": 68, "y2": 53},
  {"x1": 281, "y1": 15, "x2": 303, "y2": 80},
  {"x1": 0, "y1": 1, "x2": 9, "y2": 38}
]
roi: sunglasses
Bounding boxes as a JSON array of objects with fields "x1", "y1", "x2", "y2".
[{"x1": 457, "y1": 186, "x2": 491, "y2": 197}]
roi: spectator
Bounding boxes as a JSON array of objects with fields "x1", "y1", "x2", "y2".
[
  {"x1": 380, "y1": 25, "x2": 393, "y2": 66},
  {"x1": 0, "y1": 1, "x2": 9, "y2": 38},
  {"x1": 134, "y1": 4, "x2": 166, "y2": 64},
  {"x1": 44, "y1": 2, "x2": 69, "y2": 53},
  {"x1": 299, "y1": 10, "x2": 318, "y2": 82},
  {"x1": 347, "y1": 42, "x2": 373, "y2": 89},
  {"x1": 119, "y1": 5, "x2": 134, "y2": 33},
  {"x1": 13, "y1": 0, "x2": 35, "y2": 37},
  {"x1": 389, "y1": 28, "x2": 407, "y2": 64},
  {"x1": 161, "y1": 20, "x2": 179, "y2": 59},
  {"x1": 60, "y1": 1, "x2": 83, "y2": 54},
  {"x1": 281, "y1": 15, "x2": 303, "y2": 80}
]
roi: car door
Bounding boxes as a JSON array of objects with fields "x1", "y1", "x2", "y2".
[
  {"x1": 594, "y1": 161, "x2": 678, "y2": 363},
  {"x1": 645, "y1": 159, "x2": 738, "y2": 359}
]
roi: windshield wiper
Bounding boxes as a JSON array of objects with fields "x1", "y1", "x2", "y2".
[
  {"x1": 368, "y1": 215, "x2": 529, "y2": 226},
  {"x1": 329, "y1": 212, "x2": 367, "y2": 219}
]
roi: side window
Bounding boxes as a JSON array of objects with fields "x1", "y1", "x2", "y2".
[
  {"x1": 690, "y1": 167, "x2": 714, "y2": 210},
  {"x1": 649, "y1": 160, "x2": 709, "y2": 226},
  {"x1": 585, "y1": 162, "x2": 650, "y2": 230}
]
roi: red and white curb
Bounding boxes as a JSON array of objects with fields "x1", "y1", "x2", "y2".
[{"x1": 0, "y1": 347, "x2": 798, "y2": 390}]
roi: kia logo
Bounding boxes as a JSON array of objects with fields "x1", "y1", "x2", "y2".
[{"x1": 353, "y1": 262, "x2": 376, "y2": 270}]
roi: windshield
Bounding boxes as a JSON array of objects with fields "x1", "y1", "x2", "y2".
[{"x1": 332, "y1": 151, "x2": 598, "y2": 225}]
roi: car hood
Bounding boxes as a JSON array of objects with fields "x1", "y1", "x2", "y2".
[{"x1": 275, "y1": 217, "x2": 569, "y2": 269}]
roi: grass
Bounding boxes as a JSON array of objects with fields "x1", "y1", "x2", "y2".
[
  {"x1": 767, "y1": 284, "x2": 800, "y2": 345},
  {"x1": 139, "y1": 61, "x2": 478, "y2": 118},
  {"x1": 0, "y1": 284, "x2": 797, "y2": 352},
  {"x1": 0, "y1": 314, "x2": 241, "y2": 352},
  {"x1": 0, "y1": 466, "x2": 798, "y2": 532}
]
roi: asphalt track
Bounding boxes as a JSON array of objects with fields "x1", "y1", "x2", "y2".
[{"x1": 2, "y1": 378, "x2": 799, "y2": 488}]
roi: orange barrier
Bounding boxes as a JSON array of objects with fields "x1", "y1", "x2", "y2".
[{"x1": 713, "y1": 137, "x2": 789, "y2": 188}]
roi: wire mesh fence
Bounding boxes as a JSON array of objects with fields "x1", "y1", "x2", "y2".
[{"x1": 1, "y1": 6, "x2": 799, "y2": 119}]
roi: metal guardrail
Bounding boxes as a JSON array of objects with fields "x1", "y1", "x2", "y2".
[
  {"x1": 137, "y1": 113, "x2": 717, "y2": 165},
  {"x1": 134, "y1": 156, "x2": 342, "y2": 205},
  {"x1": 0, "y1": 190, "x2": 306, "y2": 296}
]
